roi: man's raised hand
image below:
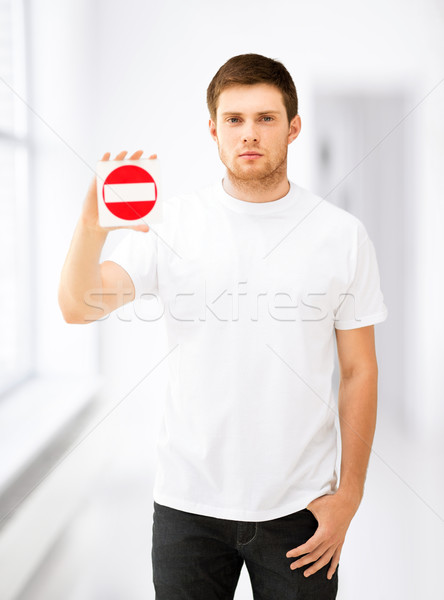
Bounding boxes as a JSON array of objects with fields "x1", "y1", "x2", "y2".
[{"x1": 81, "y1": 150, "x2": 157, "y2": 233}]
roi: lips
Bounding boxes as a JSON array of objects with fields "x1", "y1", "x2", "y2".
[{"x1": 240, "y1": 152, "x2": 262, "y2": 156}]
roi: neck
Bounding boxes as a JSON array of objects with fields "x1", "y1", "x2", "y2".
[{"x1": 222, "y1": 162, "x2": 290, "y2": 204}]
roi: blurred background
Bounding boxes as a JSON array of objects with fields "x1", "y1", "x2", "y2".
[{"x1": 0, "y1": 0, "x2": 443, "y2": 598}]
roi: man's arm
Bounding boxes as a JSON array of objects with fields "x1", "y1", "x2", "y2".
[
  {"x1": 286, "y1": 325, "x2": 378, "y2": 579},
  {"x1": 336, "y1": 324, "x2": 378, "y2": 503},
  {"x1": 58, "y1": 219, "x2": 136, "y2": 324},
  {"x1": 58, "y1": 149, "x2": 153, "y2": 324}
]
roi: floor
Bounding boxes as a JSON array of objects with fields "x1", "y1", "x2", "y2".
[{"x1": 16, "y1": 400, "x2": 444, "y2": 600}]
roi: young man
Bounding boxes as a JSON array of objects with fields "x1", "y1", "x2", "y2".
[{"x1": 59, "y1": 53, "x2": 388, "y2": 599}]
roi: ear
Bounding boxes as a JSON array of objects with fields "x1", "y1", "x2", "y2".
[
  {"x1": 209, "y1": 118, "x2": 218, "y2": 142},
  {"x1": 288, "y1": 114, "x2": 302, "y2": 145}
]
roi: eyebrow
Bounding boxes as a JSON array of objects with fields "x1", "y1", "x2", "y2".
[{"x1": 221, "y1": 110, "x2": 281, "y2": 116}]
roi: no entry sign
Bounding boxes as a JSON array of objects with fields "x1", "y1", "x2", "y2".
[{"x1": 96, "y1": 158, "x2": 162, "y2": 227}]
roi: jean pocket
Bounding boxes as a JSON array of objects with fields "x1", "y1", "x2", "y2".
[{"x1": 303, "y1": 508, "x2": 319, "y2": 526}]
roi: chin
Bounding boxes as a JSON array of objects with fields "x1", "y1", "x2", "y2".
[{"x1": 231, "y1": 168, "x2": 264, "y2": 181}]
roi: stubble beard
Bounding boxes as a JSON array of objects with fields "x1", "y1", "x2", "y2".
[{"x1": 219, "y1": 144, "x2": 289, "y2": 195}]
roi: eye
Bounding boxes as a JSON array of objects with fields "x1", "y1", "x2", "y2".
[{"x1": 226, "y1": 116, "x2": 274, "y2": 124}]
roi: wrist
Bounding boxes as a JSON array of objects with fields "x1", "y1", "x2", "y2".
[{"x1": 335, "y1": 485, "x2": 363, "y2": 512}]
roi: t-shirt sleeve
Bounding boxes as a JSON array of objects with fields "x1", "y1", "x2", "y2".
[
  {"x1": 334, "y1": 233, "x2": 388, "y2": 330},
  {"x1": 102, "y1": 229, "x2": 159, "y2": 302}
]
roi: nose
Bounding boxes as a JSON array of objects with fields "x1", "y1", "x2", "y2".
[{"x1": 242, "y1": 121, "x2": 259, "y2": 143}]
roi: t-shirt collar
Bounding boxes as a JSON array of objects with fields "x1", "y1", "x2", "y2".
[{"x1": 215, "y1": 177, "x2": 298, "y2": 215}]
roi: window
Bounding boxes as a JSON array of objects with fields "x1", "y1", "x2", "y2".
[{"x1": 0, "y1": 0, "x2": 34, "y2": 397}]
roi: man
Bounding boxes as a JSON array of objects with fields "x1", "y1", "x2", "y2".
[{"x1": 58, "y1": 53, "x2": 388, "y2": 599}]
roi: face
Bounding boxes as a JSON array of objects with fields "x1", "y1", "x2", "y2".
[{"x1": 209, "y1": 83, "x2": 301, "y2": 185}]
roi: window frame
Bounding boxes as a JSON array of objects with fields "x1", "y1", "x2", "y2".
[{"x1": 0, "y1": 0, "x2": 35, "y2": 399}]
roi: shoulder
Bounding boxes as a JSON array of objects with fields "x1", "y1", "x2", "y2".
[{"x1": 292, "y1": 182, "x2": 369, "y2": 246}]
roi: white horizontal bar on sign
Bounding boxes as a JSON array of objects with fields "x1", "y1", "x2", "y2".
[{"x1": 104, "y1": 182, "x2": 156, "y2": 203}]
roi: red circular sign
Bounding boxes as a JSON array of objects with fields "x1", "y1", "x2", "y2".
[{"x1": 102, "y1": 165, "x2": 157, "y2": 220}]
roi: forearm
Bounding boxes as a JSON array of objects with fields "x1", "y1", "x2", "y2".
[
  {"x1": 336, "y1": 369, "x2": 378, "y2": 507},
  {"x1": 58, "y1": 218, "x2": 108, "y2": 321}
]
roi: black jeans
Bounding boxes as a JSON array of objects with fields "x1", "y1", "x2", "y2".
[{"x1": 152, "y1": 500, "x2": 338, "y2": 599}]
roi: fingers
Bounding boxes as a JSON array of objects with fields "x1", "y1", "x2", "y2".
[
  {"x1": 131, "y1": 224, "x2": 150, "y2": 232},
  {"x1": 129, "y1": 149, "x2": 144, "y2": 160},
  {"x1": 290, "y1": 540, "x2": 329, "y2": 570},
  {"x1": 288, "y1": 540, "x2": 341, "y2": 578},
  {"x1": 287, "y1": 529, "x2": 323, "y2": 559},
  {"x1": 326, "y1": 545, "x2": 342, "y2": 580},
  {"x1": 302, "y1": 548, "x2": 335, "y2": 578},
  {"x1": 100, "y1": 150, "x2": 157, "y2": 161}
]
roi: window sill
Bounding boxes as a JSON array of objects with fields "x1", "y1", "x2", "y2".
[
  {"x1": 0, "y1": 373, "x2": 104, "y2": 506},
  {"x1": 0, "y1": 373, "x2": 107, "y2": 600}
]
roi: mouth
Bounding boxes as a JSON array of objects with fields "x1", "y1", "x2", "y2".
[{"x1": 239, "y1": 152, "x2": 263, "y2": 160}]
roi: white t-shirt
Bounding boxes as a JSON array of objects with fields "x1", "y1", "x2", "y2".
[{"x1": 104, "y1": 178, "x2": 388, "y2": 522}]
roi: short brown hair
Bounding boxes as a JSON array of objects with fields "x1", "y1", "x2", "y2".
[{"x1": 206, "y1": 53, "x2": 298, "y2": 126}]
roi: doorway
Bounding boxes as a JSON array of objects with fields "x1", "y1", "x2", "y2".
[{"x1": 312, "y1": 88, "x2": 418, "y2": 430}]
